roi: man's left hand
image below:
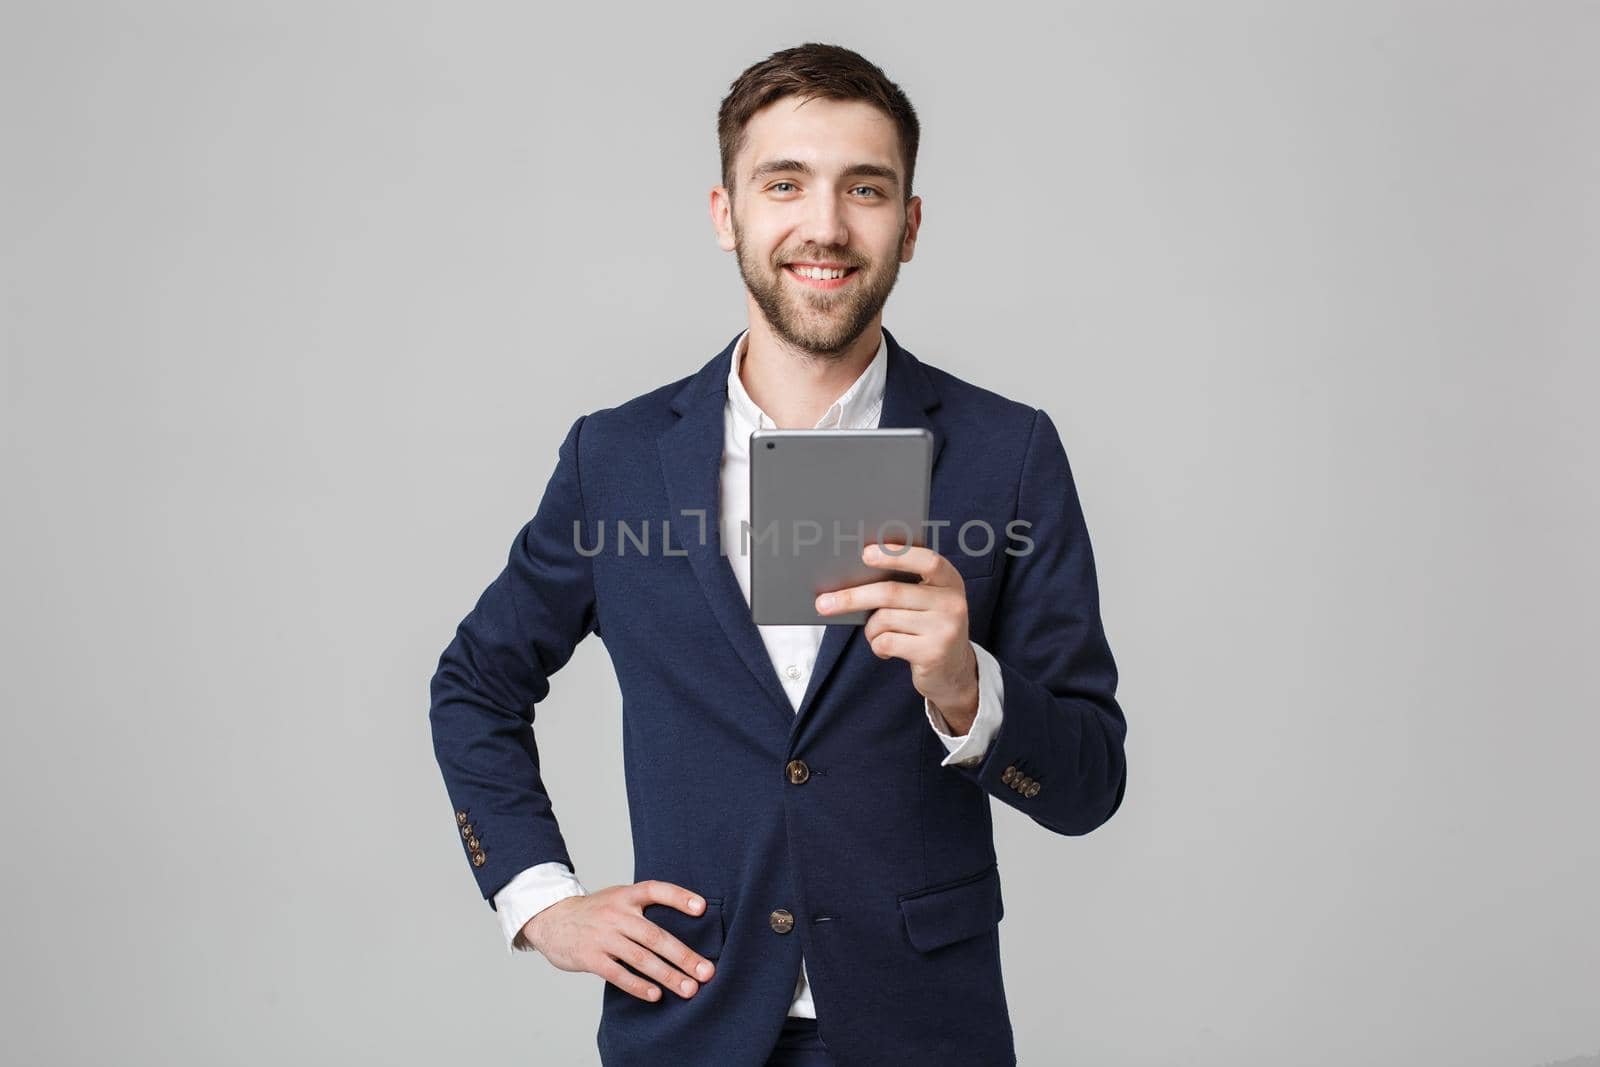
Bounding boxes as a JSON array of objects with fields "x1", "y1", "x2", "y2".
[{"x1": 815, "y1": 543, "x2": 979, "y2": 734}]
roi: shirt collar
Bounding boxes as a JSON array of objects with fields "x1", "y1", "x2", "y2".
[{"x1": 726, "y1": 328, "x2": 888, "y2": 431}]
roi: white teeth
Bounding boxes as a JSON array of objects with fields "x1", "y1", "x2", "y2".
[{"x1": 791, "y1": 265, "x2": 849, "y2": 280}]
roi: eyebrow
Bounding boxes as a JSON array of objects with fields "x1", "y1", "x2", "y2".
[{"x1": 748, "y1": 159, "x2": 901, "y2": 188}]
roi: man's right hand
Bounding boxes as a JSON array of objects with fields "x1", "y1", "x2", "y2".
[{"x1": 518, "y1": 880, "x2": 718, "y2": 1003}]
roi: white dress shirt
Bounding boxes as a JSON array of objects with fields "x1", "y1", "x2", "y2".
[{"x1": 493, "y1": 328, "x2": 1006, "y2": 1021}]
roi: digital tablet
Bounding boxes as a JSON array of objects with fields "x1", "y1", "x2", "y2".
[{"x1": 747, "y1": 427, "x2": 933, "y2": 626}]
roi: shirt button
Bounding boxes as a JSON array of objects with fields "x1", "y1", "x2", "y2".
[{"x1": 785, "y1": 664, "x2": 802, "y2": 680}]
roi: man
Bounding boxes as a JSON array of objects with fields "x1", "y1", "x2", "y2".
[{"x1": 430, "y1": 42, "x2": 1127, "y2": 1067}]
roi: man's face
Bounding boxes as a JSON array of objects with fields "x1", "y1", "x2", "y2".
[{"x1": 714, "y1": 96, "x2": 921, "y2": 358}]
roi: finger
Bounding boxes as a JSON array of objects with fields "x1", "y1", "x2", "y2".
[
  {"x1": 607, "y1": 931, "x2": 700, "y2": 999},
  {"x1": 596, "y1": 956, "x2": 662, "y2": 1002},
  {"x1": 863, "y1": 542, "x2": 959, "y2": 586},
  {"x1": 817, "y1": 578, "x2": 935, "y2": 617},
  {"x1": 623, "y1": 914, "x2": 716, "y2": 983},
  {"x1": 866, "y1": 627, "x2": 931, "y2": 662},
  {"x1": 634, "y1": 880, "x2": 707, "y2": 917},
  {"x1": 862, "y1": 607, "x2": 933, "y2": 644}
]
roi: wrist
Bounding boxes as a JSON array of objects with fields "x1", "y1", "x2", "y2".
[
  {"x1": 933, "y1": 693, "x2": 978, "y2": 735},
  {"x1": 933, "y1": 648, "x2": 980, "y2": 732},
  {"x1": 516, "y1": 913, "x2": 542, "y2": 952},
  {"x1": 518, "y1": 895, "x2": 571, "y2": 952}
]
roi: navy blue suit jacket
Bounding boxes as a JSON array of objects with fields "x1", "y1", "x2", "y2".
[{"x1": 429, "y1": 327, "x2": 1128, "y2": 1066}]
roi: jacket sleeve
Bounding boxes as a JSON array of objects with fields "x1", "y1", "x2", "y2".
[
  {"x1": 951, "y1": 407, "x2": 1128, "y2": 836},
  {"x1": 429, "y1": 414, "x2": 599, "y2": 905}
]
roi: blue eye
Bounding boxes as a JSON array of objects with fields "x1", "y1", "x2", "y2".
[
  {"x1": 771, "y1": 181, "x2": 797, "y2": 193},
  {"x1": 853, "y1": 186, "x2": 880, "y2": 197}
]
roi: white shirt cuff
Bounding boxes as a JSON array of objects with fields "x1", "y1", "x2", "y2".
[
  {"x1": 493, "y1": 862, "x2": 589, "y2": 954},
  {"x1": 925, "y1": 640, "x2": 1005, "y2": 768}
]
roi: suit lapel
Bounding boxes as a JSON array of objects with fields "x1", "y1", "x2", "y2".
[
  {"x1": 658, "y1": 335, "x2": 796, "y2": 731},
  {"x1": 657, "y1": 327, "x2": 947, "y2": 746}
]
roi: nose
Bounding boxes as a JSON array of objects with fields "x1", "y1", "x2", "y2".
[{"x1": 794, "y1": 187, "x2": 850, "y2": 252}]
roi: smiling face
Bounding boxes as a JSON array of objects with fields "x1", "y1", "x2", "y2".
[{"x1": 712, "y1": 95, "x2": 922, "y2": 358}]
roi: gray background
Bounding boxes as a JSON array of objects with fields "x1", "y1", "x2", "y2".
[{"x1": 3, "y1": 2, "x2": 1596, "y2": 1064}]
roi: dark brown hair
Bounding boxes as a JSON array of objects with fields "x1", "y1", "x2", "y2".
[{"x1": 717, "y1": 43, "x2": 921, "y2": 202}]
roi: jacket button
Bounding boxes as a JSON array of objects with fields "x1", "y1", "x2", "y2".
[
  {"x1": 1025, "y1": 781, "x2": 1041, "y2": 798},
  {"x1": 466, "y1": 836, "x2": 480, "y2": 850},
  {"x1": 471, "y1": 850, "x2": 487, "y2": 867},
  {"x1": 456, "y1": 811, "x2": 469, "y2": 826},
  {"x1": 461, "y1": 825, "x2": 475, "y2": 840},
  {"x1": 769, "y1": 909, "x2": 795, "y2": 934},
  {"x1": 1001, "y1": 766, "x2": 1018, "y2": 785},
  {"x1": 785, "y1": 759, "x2": 810, "y2": 785}
]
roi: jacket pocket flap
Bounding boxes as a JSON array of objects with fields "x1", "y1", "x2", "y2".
[
  {"x1": 897, "y1": 865, "x2": 1004, "y2": 953},
  {"x1": 644, "y1": 896, "x2": 725, "y2": 961}
]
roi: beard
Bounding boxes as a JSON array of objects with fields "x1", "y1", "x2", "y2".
[{"x1": 733, "y1": 218, "x2": 905, "y2": 360}]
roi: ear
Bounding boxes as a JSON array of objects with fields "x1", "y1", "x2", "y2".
[
  {"x1": 899, "y1": 195, "x2": 923, "y2": 263},
  {"x1": 710, "y1": 186, "x2": 736, "y2": 252}
]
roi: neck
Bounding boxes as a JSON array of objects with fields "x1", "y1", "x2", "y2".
[{"x1": 738, "y1": 313, "x2": 881, "y2": 429}]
